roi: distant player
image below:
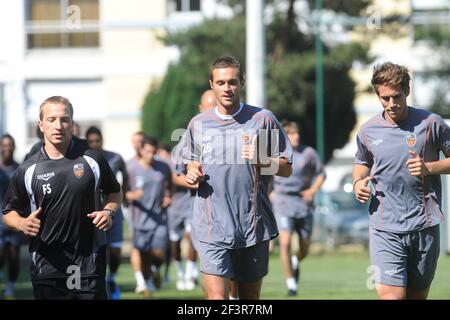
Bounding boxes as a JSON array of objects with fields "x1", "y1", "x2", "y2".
[
  {"x1": 271, "y1": 121, "x2": 326, "y2": 296},
  {"x1": 126, "y1": 136, "x2": 172, "y2": 297},
  {"x1": 0, "y1": 134, "x2": 21, "y2": 299},
  {"x1": 86, "y1": 126, "x2": 129, "y2": 300},
  {"x1": 353, "y1": 62, "x2": 450, "y2": 299}
]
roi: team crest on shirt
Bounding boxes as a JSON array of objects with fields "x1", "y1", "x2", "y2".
[
  {"x1": 73, "y1": 163, "x2": 84, "y2": 178},
  {"x1": 406, "y1": 133, "x2": 417, "y2": 147}
]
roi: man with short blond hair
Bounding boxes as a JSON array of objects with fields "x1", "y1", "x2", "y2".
[{"x1": 2, "y1": 96, "x2": 122, "y2": 300}]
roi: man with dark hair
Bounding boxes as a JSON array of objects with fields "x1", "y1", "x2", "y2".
[
  {"x1": 0, "y1": 134, "x2": 22, "y2": 299},
  {"x1": 2, "y1": 96, "x2": 122, "y2": 300},
  {"x1": 353, "y1": 62, "x2": 450, "y2": 299},
  {"x1": 86, "y1": 126, "x2": 128, "y2": 300},
  {"x1": 271, "y1": 121, "x2": 326, "y2": 296},
  {"x1": 184, "y1": 56, "x2": 293, "y2": 299},
  {"x1": 126, "y1": 136, "x2": 172, "y2": 297}
]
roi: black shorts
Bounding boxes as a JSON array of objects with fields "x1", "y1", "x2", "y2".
[{"x1": 32, "y1": 277, "x2": 107, "y2": 300}]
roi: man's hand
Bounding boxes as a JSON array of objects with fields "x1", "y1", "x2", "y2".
[
  {"x1": 18, "y1": 207, "x2": 42, "y2": 237},
  {"x1": 406, "y1": 150, "x2": 430, "y2": 177},
  {"x1": 241, "y1": 135, "x2": 258, "y2": 163},
  {"x1": 300, "y1": 188, "x2": 315, "y2": 204},
  {"x1": 186, "y1": 161, "x2": 204, "y2": 185},
  {"x1": 87, "y1": 210, "x2": 112, "y2": 231},
  {"x1": 354, "y1": 176, "x2": 372, "y2": 203},
  {"x1": 161, "y1": 195, "x2": 172, "y2": 209}
]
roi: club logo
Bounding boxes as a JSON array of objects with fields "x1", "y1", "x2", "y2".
[
  {"x1": 242, "y1": 134, "x2": 251, "y2": 144},
  {"x1": 406, "y1": 133, "x2": 416, "y2": 147},
  {"x1": 73, "y1": 163, "x2": 84, "y2": 178}
]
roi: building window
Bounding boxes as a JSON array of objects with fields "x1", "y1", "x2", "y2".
[
  {"x1": 26, "y1": 0, "x2": 99, "y2": 49},
  {"x1": 174, "y1": 0, "x2": 201, "y2": 12}
]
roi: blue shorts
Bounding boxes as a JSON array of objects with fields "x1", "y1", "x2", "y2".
[
  {"x1": 106, "y1": 209, "x2": 124, "y2": 247},
  {"x1": 0, "y1": 227, "x2": 24, "y2": 247},
  {"x1": 194, "y1": 240, "x2": 270, "y2": 283},
  {"x1": 369, "y1": 225, "x2": 440, "y2": 290},
  {"x1": 133, "y1": 225, "x2": 168, "y2": 252}
]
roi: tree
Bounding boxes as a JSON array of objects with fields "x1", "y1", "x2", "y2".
[
  {"x1": 415, "y1": 24, "x2": 450, "y2": 118},
  {"x1": 141, "y1": 1, "x2": 371, "y2": 162}
]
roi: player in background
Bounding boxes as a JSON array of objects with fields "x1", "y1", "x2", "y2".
[
  {"x1": 86, "y1": 126, "x2": 129, "y2": 300},
  {"x1": 126, "y1": 136, "x2": 172, "y2": 297},
  {"x1": 0, "y1": 134, "x2": 21, "y2": 299},
  {"x1": 270, "y1": 121, "x2": 326, "y2": 296}
]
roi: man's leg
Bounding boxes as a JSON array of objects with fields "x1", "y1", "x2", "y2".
[
  {"x1": 131, "y1": 229, "x2": 151, "y2": 296},
  {"x1": 405, "y1": 225, "x2": 440, "y2": 300},
  {"x1": 279, "y1": 231, "x2": 297, "y2": 295},
  {"x1": 106, "y1": 245, "x2": 122, "y2": 299},
  {"x1": 293, "y1": 215, "x2": 313, "y2": 285},
  {"x1": 369, "y1": 228, "x2": 408, "y2": 300},
  {"x1": 149, "y1": 248, "x2": 166, "y2": 289},
  {"x1": 376, "y1": 284, "x2": 405, "y2": 299},
  {"x1": 229, "y1": 279, "x2": 239, "y2": 299},
  {"x1": 405, "y1": 287, "x2": 430, "y2": 300},
  {"x1": 203, "y1": 274, "x2": 229, "y2": 299},
  {"x1": 4, "y1": 244, "x2": 20, "y2": 299},
  {"x1": 237, "y1": 279, "x2": 263, "y2": 300},
  {"x1": 184, "y1": 231, "x2": 199, "y2": 290},
  {"x1": 107, "y1": 246, "x2": 121, "y2": 275},
  {"x1": 232, "y1": 240, "x2": 269, "y2": 300}
]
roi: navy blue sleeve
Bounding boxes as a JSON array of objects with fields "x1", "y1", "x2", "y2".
[{"x1": 2, "y1": 165, "x2": 30, "y2": 217}]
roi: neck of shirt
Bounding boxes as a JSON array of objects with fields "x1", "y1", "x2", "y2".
[
  {"x1": 43, "y1": 138, "x2": 72, "y2": 159},
  {"x1": 214, "y1": 103, "x2": 244, "y2": 120}
]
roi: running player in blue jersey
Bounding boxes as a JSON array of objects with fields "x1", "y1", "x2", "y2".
[
  {"x1": 353, "y1": 62, "x2": 450, "y2": 299},
  {"x1": 183, "y1": 56, "x2": 293, "y2": 299},
  {"x1": 271, "y1": 121, "x2": 326, "y2": 296},
  {"x1": 0, "y1": 134, "x2": 22, "y2": 299},
  {"x1": 86, "y1": 126, "x2": 129, "y2": 300}
]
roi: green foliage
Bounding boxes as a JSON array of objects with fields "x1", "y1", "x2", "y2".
[{"x1": 141, "y1": 2, "x2": 372, "y2": 161}]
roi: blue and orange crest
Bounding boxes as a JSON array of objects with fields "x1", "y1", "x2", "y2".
[
  {"x1": 406, "y1": 133, "x2": 416, "y2": 147},
  {"x1": 73, "y1": 163, "x2": 84, "y2": 178}
]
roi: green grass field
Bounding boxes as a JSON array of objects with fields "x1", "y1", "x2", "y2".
[{"x1": 4, "y1": 247, "x2": 450, "y2": 300}]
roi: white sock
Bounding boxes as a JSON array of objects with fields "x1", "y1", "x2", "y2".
[
  {"x1": 107, "y1": 272, "x2": 116, "y2": 283},
  {"x1": 291, "y1": 255, "x2": 299, "y2": 269},
  {"x1": 175, "y1": 261, "x2": 184, "y2": 279},
  {"x1": 185, "y1": 260, "x2": 195, "y2": 280},
  {"x1": 286, "y1": 277, "x2": 297, "y2": 290},
  {"x1": 229, "y1": 295, "x2": 239, "y2": 300},
  {"x1": 134, "y1": 271, "x2": 146, "y2": 288},
  {"x1": 191, "y1": 262, "x2": 198, "y2": 278}
]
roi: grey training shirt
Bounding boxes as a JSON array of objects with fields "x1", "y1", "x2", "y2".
[
  {"x1": 355, "y1": 107, "x2": 450, "y2": 233},
  {"x1": 183, "y1": 103, "x2": 293, "y2": 249}
]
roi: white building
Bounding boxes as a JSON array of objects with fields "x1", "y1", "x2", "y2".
[{"x1": 0, "y1": 0, "x2": 232, "y2": 161}]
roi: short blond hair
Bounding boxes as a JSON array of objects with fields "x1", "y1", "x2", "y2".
[{"x1": 39, "y1": 96, "x2": 74, "y2": 120}]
